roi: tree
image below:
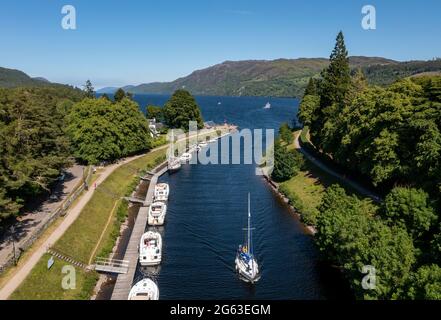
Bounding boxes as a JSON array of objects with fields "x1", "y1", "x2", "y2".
[
  {"x1": 271, "y1": 140, "x2": 303, "y2": 182},
  {"x1": 404, "y1": 265, "x2": 441, "y2": 300},
  {"x1": 100, "y1": 93, "x2": 111, "y2": 101},
  {"x1": 310, "y1": 31, "x2": 352, "y2": 152},
  {"x1": 319, "y1": 31, "x2": 351, "y2": 109},
  {"x1": 67, "y1": 97, "x2": 151, "y2": 164},
  {"x1": 114, "y1": 88, "x2": 126, "y2": 103},
  {"x1": 382, "y1": 187, "x2": 437, "y2": 240},
  {"x1": 279, "y1": 123, "x2": 294, "y2": 144},
  {"x1": 298, "y1": 94, "x2": 320, "y2": 126},
  {"x1": 0, "y1": 189, "x2": 21, "y2": 221},
  {"x1": 146, "y1": 105, "x2": 164, "y2": 122},
  {"x1": 163, "y1": 89, "x2": 204, "y2": 130},
  {"x1": 304, "y1": 78, "x2": 318, "y2": 96},
  {"x1": 0, "y1": 86, "x2": 83, "y2": 221},
  {"x1": 83, "y1": 80, "x2": 95, "y2": 98},
  {"x1": 315, "y1": 185, "x2": 416, "y2": 299}
]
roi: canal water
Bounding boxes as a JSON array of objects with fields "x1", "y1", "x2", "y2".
[{"x1": 131, "y1": 95, "x2": 349, "y2": 300}]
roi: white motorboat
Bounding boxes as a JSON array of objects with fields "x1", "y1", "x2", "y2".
[
  {"x1": 264, "y1": 102, "x2": 271, "y2": 109},
  {"x1": 168, "y1": 157, "x2": 181, "y2": 173},
  {"x1": 139, "y1": 231, "x2": 162, "y2": 266},
  {"x1": 180, "y1": 152, "x2": 192, "y2": 163},
  {"x1": 235, "y1": 193, "x2": 260, "y2": 283},
  {"x1": 189, "y1": 145, "x2": 201, "y2": 153},
  {"x1": 128, "y1": 279, "x2": 159, "y2": 300},
  {"x1": 154, "y1": 183, "x2": 169, "y2": 202},
  {"x1": 148, "y1": 201, "x2": 167, "y2": 226}
]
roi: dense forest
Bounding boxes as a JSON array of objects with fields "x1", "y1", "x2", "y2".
[
  {"x1": 0, "y1": 85, "x2": 206, "y2": 223},
  {"x1": 298, "y1": 32, "x2": 441, "y2": 299},
  {"x1": 0, "y1": 86, "x2": 151, "y2": 222},
  {"x1": 0, "y1": 87, "x2": 85, "y2": 221}
]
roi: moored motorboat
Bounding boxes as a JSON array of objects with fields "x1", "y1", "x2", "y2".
[
  {"x1": 235, "y1": 193, "x2": 260, "y2": 283},
  {"x1": 198, "y1": 141, "x2": 208, "y2": 148},
  {"x1": 128, "y1": 278, "x2": 159, "y2": 300},
  {"x1": 168, "y1": 157, "x2": 181, "y2": 173},
  {"x1": 180, "y1": 152, "x2": 192, "y2": 163},
  {"x1": 139, "y1": 231, "x2": 162, "y2": 266},
  {"x1": 154, "y1": 183, "x2": 169, "y2": 202},
  {"x1": 148, "y1": 201, "x2": 167, "y2": 226}
]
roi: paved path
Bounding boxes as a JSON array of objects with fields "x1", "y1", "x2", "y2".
[
  {"x1": 294, "y1": 132, "x2": 381, "y2": 202},
  {"x1": 0, "y1": 165, "x2": 85, "y2": 265},
  {"x1": 0, "y1": 154, "x2": 148, "y2": 300}
]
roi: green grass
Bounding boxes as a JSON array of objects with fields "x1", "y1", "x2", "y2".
[
  {"x1": 53, "y1": 149, "x2": 166, "y2": 263},
  {"x1": 279, "y1": 130, "x2": 366, "y2": 225},
  {"x1": 10, "y1": 254, "x2": 98, "y2": 300},
  {"x1": 10, "y1": 149, "x2": 166, "y2": 300}
]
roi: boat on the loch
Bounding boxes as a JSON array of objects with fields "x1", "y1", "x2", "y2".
[
  {"x1": 154, "y1": 183, "x2": 169, "y2": 202},
  {"x1": 139, "y1": 231, "x2": 162, "y2": 266},
  {"x1": 148, "y1": 201, "x2": 167, "y2": 226},
  {"x1": 128, "y1": 279, "x2": 159, "y2": 300},
  {"x1": 264, "y1": 102, "x2": 271, "y2": 109},
  {"x1": 235, "y1": 193, "x2": 260, "y2": 283}
]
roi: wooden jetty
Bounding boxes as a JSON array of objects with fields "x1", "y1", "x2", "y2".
[{"x1": 110, "y1": 162, "x2": 168, "y2": 300}]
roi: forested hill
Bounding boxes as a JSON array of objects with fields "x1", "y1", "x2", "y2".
[
  {"x1": 100, "y1": 57, "x2": 441, "y2": 98},
  {"x1": 0, "y1": 67, "x2": 70, "y2": 89}
]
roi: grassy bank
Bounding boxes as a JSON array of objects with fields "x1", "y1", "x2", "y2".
[
  {"x1": 10, "y1": 254, "x2": 98, "y2": 300},
  {"x1": 278, "y1": 130, "x2": 366, "y2": 225},
  {"x1": 10, "y1": 149, "x2": 166, "y2": 300}
]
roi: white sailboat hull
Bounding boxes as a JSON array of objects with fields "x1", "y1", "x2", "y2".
[{"x1": 235, "y1": 255, "x2": 260, "y2": 283}]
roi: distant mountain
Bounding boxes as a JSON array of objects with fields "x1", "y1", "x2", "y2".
[
  {"x1": 119, "y1": 57, "x2": 399, "y2": 98},
  {"x1": 114, "y1": 57, "x2": 441, "y2": 98},
  {"x1": 96, "y1": 87, "x2": 118, "y2": 94},
  {"x1": 0, "y1": 67, "x2": 54, "y2": 88},
  {"x1": 96, "y1": 85, "x2": 136, "y2": 95}
]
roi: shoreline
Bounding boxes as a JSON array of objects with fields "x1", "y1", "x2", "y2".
[{"x1": 261, "y1": 171, "x2": 317, "y2": 235}]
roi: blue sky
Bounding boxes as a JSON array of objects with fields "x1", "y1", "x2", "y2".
[{"x1": 0, "y1": 0, "x2": 440, "y2": 88}]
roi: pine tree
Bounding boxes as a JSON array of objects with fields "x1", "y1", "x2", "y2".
[
  {"x1": 114, "y1": 88, "x2": 126, "y2": 102},
  {"x1": 320, "y1": 31, "x2": 351, "y2": 109},
  {"x1": 83, "y1": 80, "x2": 95, "y2": 98},
  {"x1": 304, "y1": 78, "x2": 318, "y2": 96}
]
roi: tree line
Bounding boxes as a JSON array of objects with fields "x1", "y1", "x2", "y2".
[
  {"x1": 298, "y1": 32, "x2": 441, "y2": 299},
  {"x1": 1, "y1": 83, "x2": 204, "y2": 223}
]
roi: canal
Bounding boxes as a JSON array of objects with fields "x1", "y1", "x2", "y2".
[{"x1": 132, "y1": 95, "x2": 349, "y2": 299}]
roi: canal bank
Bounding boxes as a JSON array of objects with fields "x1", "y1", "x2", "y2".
[{"x1": 97, "y1": 126, "x2": 235, "y2": 300}]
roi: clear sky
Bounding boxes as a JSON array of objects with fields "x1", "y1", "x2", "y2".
[{"x1": 0, "y1": 0, "x2": 440, "y2": 88}]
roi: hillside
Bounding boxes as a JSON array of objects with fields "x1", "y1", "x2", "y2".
[
  {"x1": 110, "y1": 57, "x2": 401, "y2": 98},
  {"x1": 0, "y1": 67, "x2": 53, "y2": 88}
]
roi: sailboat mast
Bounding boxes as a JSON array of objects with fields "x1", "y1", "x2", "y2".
[{"x1": 247, "y1": 193, "x2": 251, "y2": 254}]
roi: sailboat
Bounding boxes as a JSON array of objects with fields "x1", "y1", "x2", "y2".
[{"x1": 235, "y1": 193, "x2": 260, "y2": 283}]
